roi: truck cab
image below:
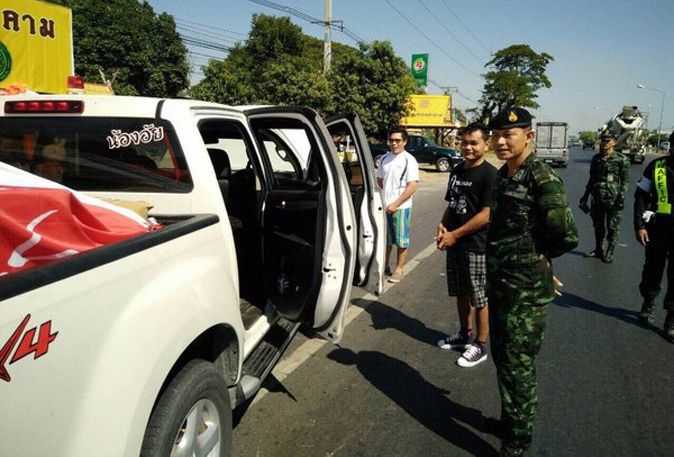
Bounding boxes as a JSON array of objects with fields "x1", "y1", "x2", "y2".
[{"x1": 0, "y1": 95, "x2": 385, "y2": 457}]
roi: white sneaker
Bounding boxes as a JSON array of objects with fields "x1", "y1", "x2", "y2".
[
  {"x1": 437, "y1": 331, "x2": 472, "y2": 351},
  {"x1": 457, "y1": 343, "x2": 488, "y2": 368}
]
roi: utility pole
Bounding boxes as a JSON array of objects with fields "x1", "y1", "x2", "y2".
[{"x1": 323, "y1": 0, "x2": 332, "y2": 74}]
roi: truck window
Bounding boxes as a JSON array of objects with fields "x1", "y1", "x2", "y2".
[
  {"x1": 250, "y1": 119, "x2": 321, "y2": 190},
  {"x1": 198, "y1": 118, "x2": 262, "y2": 190},
  {"x1": 329, "y1": 123, "x2": 364, "y2": 190},
  {"x1": 0, "y1": 117, "x2": 191, "y2": 192}
]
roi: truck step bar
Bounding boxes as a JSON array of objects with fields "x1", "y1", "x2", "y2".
[{"x1": 229, "y1": 317, "x2": 300, "y2": 408}]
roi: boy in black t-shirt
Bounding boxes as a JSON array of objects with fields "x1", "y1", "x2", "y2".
[{"x1": 436, "y1": 123, "x2": 498, "y2": 367}]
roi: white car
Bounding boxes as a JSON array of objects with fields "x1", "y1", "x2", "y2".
[{"x1": 0, "y1": 95, "x2": 385, "y2": 457}]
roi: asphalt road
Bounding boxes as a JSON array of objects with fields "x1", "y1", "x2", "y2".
[{"x1": 233, "y1": 148, "x2": 673, "y2": 457}]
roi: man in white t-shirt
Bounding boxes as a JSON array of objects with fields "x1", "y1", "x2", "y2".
[{"x1": 376, "y1": 126, "x2": 420, "y2": 283}]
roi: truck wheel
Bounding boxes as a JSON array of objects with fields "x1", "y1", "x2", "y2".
[
  {"x1": 141, "y1": 360, "x2": 232, "y2": 457},
  {"x1": 436, "y1": 157, "x2": 450, "y2": 172}
]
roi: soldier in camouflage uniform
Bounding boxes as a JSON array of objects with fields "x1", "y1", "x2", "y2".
[
  {"x1": 487, "y1": 108, "x2": 578, "y2": 457},
  {"x1": 579, "y1": 131, "x2": 630, "y2": 263}
]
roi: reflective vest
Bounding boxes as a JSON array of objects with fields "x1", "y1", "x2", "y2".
[{"x1": 654, "y1": 160, "x2": 672, "y2": 215}]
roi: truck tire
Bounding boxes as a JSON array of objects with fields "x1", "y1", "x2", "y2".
[
  {"x1": 436, "y1": 157, "x2": 450, "y2": 172},
  {"x1": 141, "y1": 360, "x2": 232, "y2": 457}
]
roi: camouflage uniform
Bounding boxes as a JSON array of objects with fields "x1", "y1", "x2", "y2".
[
  {"x1": 580, "y1": 151, "x2": 630, "y2": 261},
  {"x1": 487, "y1": 154, "x2": 578, "y2": 451}
]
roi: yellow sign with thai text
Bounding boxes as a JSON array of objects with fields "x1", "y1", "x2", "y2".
[
  {"x1": 400, "y1": 95, "x2": 452, "y2": 127},
  {"x1": 0, "y1": 0, "x2": 73, "y2": 94}
]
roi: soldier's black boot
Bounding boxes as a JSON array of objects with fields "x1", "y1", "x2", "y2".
[
  {"x1": 664, "y1": 311, "x2": 674, "y2": 343},
  {"x1": 603, "y1": 242, "x2": 616, "y2": 263},
  {"x1": 586, "y1": 243, "x2": 603, "y2": 260},
  {"x1": 639, "y1": 302, "x2": 656, "y2": 324}
]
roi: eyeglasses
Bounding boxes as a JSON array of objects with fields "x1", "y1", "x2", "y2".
[{"x1": 388, "y1": 138, "x2": 404, "y2": 143}]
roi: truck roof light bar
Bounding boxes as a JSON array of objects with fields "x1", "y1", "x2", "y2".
[{"x1": 5, "y1": 100, "x2": 85, "y2": 114}]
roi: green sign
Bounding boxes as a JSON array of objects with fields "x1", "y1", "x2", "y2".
[
  {"x1": 411, "y1": 53, "x2": 428, "y2": 87},
  {"x1": 0, "y1": 42, "x2": 11, "y2": 82}
]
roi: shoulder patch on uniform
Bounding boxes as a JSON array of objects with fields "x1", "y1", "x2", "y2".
[{"x1": 531, "y1": 159, "x2": 561, "y2": 185}]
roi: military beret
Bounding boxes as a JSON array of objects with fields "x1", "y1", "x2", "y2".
[
  {"x1": 669, "y1": 131, "x2": 674, "y2": 143},
  {"x1": 600, "y1": 131, "x2": 617, "y2": 140},
  {"x1": 488, "y1": 107, "x2": 533, "y2": 130}
]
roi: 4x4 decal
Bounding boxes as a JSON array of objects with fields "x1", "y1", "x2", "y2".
[{"x1": 0, "y1": 314, "x2": 58, "y2": 383}]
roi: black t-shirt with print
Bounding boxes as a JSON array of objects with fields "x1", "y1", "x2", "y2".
[{"x1": 444, "y1": 160, "x2": 498, "y2": 253}]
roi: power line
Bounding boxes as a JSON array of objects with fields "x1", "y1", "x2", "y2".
[
  {"x1": 416, "y1": 0, "x2": 485, "y2": 64},
  {"x1": 177, "y1": 24, "x2": 239, "y2": 45},
  {"x1": 440, "y1": 0, "x2": 492, "y2": 56},
  {"x1": 429, "y1": 79, "x2": 479, "y2": 104},
  {"x1": 384, "y1": 0, "x2": 481, "y2": 78},
  {"x1": 175, "y1": 17, "x2": 247, "y2": 37},
  {"x1": 249, "y1": 0, "x2": 320, "y2": 24},
  {"x1": 248, "y1": 0, "x2": 367, "y2": 44},
  {"x1": 457, "y1": 90, "x2": 478, "y2": 104},
  {"x1": 180, "y1": 35, "x2": 232, "y2": 53},
  {"x1": 188, "y1": 51, "x2": 225, "y2": 61}
]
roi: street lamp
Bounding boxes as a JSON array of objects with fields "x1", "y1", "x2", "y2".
[{"x1": 637, "y1": 83, "x2": 666, "y2": 151}]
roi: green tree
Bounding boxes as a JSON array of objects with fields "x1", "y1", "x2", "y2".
[
  {"x1": 646, "y1": 130, "x2": 669, "y2": 147},
  {"x1": 47, "y1": 0, "x2": 189, "y2": 96},
  {"x1": 579, "y1": 131, "x2": 598, "y2": 144},
  {"x1": 191, "y1": 15, "x2": 416, "y2": 138},
  {"x1": 479, "y1": 44, "x2": 554, "y2": 121},
  {"x1": 329, "y1": 41, "x2": 416, "y2": 140}
]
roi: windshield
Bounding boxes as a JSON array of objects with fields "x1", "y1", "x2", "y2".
[{"x1": 0, "y1": 117, "x2": 192, "y2": 192}]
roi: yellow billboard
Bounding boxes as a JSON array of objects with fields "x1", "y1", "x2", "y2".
[
  {"x1": 400, "y1": 95, "x2": 452, "y2": 127},
  {"x1": 0, "y1": 0, "x2": 73, "y2": 94}
]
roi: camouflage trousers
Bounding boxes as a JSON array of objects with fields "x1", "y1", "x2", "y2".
[
  {"x1": 490, "y1": 300, "x2": 548, "y2": 447},
  {"x1": 590, "y1": 203, "x2": 622, "y2": 247}
]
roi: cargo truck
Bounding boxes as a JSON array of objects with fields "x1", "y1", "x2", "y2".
[{"x1": 535, "y1": 122, "x2": 568, "y2": 167}]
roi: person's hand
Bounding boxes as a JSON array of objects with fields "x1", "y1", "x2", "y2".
[
  {"x1": 435, "y1": 223, "x2": 447, "y2": 241},
  {"x1": 637, "y1": 229, "x2": 649, "y2": 246},
  {"x1": 437, "y1": 231, "x2": 458, "y2": 250},
  {"x1": 579, "y1": 197, "x2": 590, "y2": 214},
  {"x1": 386, "y1": 204, "x2": 398, "y2": 214},
  {"x1": 553, "y1": 275, "x2": 564, "y2": 297}
]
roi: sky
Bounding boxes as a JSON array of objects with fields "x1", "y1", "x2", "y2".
[{"x1": 147, "y1": 0, "x2": 674, "y2": 135}]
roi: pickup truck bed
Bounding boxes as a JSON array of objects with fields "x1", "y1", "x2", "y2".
[{"x1": 1, "y1": 214, "x2": 219, "y2": 301}]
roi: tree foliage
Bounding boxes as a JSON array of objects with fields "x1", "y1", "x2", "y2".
[
  {"x1": 479, "y1": 44, "x2": 554, "y2": 121},
  {"x1": 46, "y1": 0, "x2": 189, "y2": 96},
  {"x1": 579, "y1": 131, "x2": 598, "y2": 144},
  {"x1": 191, "y1": 14, "x2": 416, "y2": 139}
]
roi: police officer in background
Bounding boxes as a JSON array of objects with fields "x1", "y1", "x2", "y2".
[
  {"x1": 634, "y1": 131, "x2": 674, "y2": 342},
  {"x1": 579, "y1": 131, "x2": 630, "y2": 263},
  {"x1": 487, "y1": 108, "x2": 578, "y2": 456}
]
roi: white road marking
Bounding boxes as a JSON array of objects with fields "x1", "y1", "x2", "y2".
[{"x1": 253, "y1": 240, "x2": 440, "y2": 404}]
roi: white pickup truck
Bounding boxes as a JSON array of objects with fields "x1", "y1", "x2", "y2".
[{"x1": 0, "y1": 95, "x2": 385, "y2": 457}]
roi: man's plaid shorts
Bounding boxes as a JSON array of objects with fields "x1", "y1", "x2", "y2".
[{"x1": 446, "y1": 248, "x2": 488, "y2": 308}]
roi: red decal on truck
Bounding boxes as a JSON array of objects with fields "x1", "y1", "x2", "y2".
[{"x1": 0, "y1": 314, "x2": 58, "y2": 383}]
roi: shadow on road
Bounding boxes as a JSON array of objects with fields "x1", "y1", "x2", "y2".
[
  {"x1": 566, "y1": 249, "x2": 590, "y2": 258},
  {"x1": 327, "y1": 348, "x2": 499, "y2": 457},
  {"x1": 352, "y1": 298, "x2": 447, "y2": 347},
  {"x1": 554, "y1": 292, "x2": 652, "y2": 330}
]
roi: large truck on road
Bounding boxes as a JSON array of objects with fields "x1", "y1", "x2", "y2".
[
  {"x1": 600, "y1": 105, "x2": 647, "y2": 164},
  {"x1": 535, "y1": 122, "x2": 569, "y2": 167},
  {"x1": 0, "y1": 94, "x2": 385, "y2": 457}
]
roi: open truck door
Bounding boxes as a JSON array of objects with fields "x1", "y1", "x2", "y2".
[
  {"x1": 325, "y1": 114, "x2": 385, "y2": 296},
  {"x1": 246, "y1": 107, "x2": 357, "y2": 342}
]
